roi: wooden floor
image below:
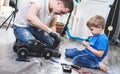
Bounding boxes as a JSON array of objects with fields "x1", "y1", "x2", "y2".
[{"x1": 0, "y1": 28, "x2": 120, "y2": 74}]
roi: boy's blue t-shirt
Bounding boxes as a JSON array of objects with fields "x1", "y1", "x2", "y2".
[{"x1": 84, "y1": 34, "x2": 109, "y2": 62}]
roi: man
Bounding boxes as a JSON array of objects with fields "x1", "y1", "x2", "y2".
[{"x1": 13, "y1": 0, "x2": 74, "y2": 50}]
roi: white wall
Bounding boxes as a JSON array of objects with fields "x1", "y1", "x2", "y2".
[{"x1": 57, "y1": 0, "x2": 115, "y2": 38}]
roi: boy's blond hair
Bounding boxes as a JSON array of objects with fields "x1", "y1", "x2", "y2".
[{"x1": 87, "y1": 15, "x2": 105, "y2": 29}]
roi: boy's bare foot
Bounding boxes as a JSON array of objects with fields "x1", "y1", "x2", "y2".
[{"x1": 99, "y1": 62, "x2": 108, "y2": 72}]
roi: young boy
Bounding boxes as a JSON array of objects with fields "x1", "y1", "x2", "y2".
[{"x1": 65, "y1": 15, "x2": 109, "y2": 72}]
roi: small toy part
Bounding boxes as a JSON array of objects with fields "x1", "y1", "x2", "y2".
[
  {"x1": 62, "y1": 64, "x2": 72, "y2": 73},
  {"x1": 71, "y1": 65, "x2": 81, "y2": 70},
  {"x1": 16, "y1": 57, "x2": 30, "y2": 62}
]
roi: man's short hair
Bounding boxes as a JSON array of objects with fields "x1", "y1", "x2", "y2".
[{"x1": 61, "y1": 0, "x2": 74, "y2": 13}]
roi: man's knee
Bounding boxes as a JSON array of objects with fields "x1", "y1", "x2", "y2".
[{"x1": 26, "y1": 39, "x2": 39, "y2": 46}]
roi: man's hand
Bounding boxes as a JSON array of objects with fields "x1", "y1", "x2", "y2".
[{"x1": 49, "y1": 32, "x2": 61, "y2": 47}]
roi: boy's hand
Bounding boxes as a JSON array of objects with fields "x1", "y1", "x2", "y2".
[{"x1": 82, "y1": 41, "x2": 90, "y2": 47}]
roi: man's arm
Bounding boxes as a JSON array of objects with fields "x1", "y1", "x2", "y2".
[{"x1": 26, "y1": 3, "x2": 52, "y2": 33}]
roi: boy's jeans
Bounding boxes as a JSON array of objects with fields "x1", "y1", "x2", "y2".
[
  {"x1": 65, "y1": 48, "x2": 99, "y2": 69},
  {"x1": 13, "y1": 25, "x2": 54, "y2": 49}
]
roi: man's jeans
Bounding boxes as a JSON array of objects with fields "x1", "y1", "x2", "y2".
[
  {"x1": 65, "y1": 48, "x2": 99, "y2": 69},
  {"x1": 13, "y1": 25, "x2": 55, "y2": 49}
]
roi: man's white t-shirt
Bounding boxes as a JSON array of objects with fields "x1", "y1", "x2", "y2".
[{"x1": 14, "y1": 0, "x2": 54, "y2": 27}]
